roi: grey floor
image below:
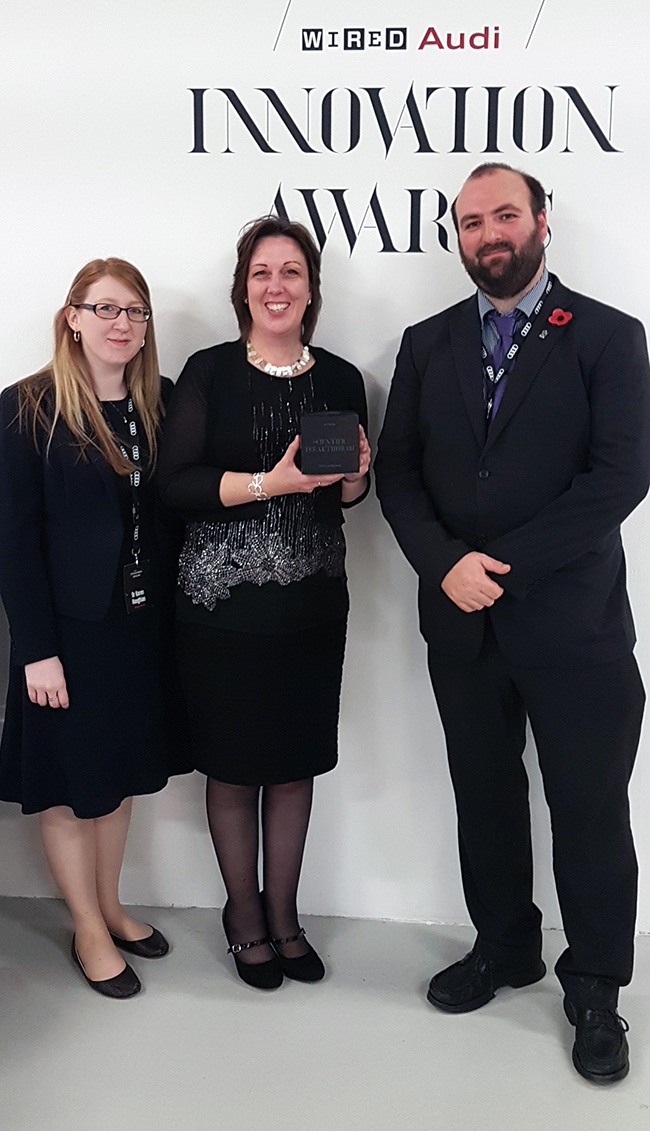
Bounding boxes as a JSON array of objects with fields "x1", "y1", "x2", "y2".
[{"x1": 0, "y1": 898, "x2": 649, "y2": 1130}]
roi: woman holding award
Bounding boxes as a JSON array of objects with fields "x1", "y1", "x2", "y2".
[{"x1": 159, "y1": 216, "x2": 370, "y2": 989}]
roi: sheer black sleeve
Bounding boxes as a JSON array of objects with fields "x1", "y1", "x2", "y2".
[
  {"x1": 340, "y1": 360, "x2": 371, "y2": 510},
  {"x1": 157, "y1": 350, "x2": 232, "y2": 520}
]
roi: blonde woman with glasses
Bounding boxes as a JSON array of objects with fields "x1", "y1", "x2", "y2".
[{"x1": 0, "y1": 259, "x2": 190, "y2": 998}]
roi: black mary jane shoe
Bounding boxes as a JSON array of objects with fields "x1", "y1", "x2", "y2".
[
  {"x1": 222, "y1": 905, "x2": 283, "y2": 990},
  {"x1": 271, "y1": 928, "x2": 325, "y2": 983},
  {"x1": 71, "y1": 936, "x2": 141, "y2": 999},
  {"x1": 109, "y1": 925, "x2": 169, "y2": 959}
]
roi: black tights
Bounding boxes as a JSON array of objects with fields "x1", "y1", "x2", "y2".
[{"x1": 206, "y1": 777, "x2": 314, "y2": 964}]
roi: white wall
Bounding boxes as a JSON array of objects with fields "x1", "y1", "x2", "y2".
[{"x1": 1, "y1": 1, "x2": 650, "y2": 931}]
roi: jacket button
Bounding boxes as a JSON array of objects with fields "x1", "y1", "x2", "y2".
[{"x1": 478, "y1": 469, "x2": 490, "y2": 479}]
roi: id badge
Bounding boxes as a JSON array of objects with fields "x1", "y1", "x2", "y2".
[{"x1": 123, "y1": 560, "x2": 150, "y2": 614}]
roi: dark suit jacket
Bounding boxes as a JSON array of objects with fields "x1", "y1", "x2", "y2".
[
  {"x1": 0, "y1": 377, "x2": 179, "y2": 667},
  {"x1": 375, "y1": 275, "x2": 650, "y2": 666}
]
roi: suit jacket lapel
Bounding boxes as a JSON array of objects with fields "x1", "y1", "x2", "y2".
[
  {"x1": 52, "y1": 414, "x2": 120, "y2": 512},
  {"x1": 485, "y1": 276, "x2": 576, "y2": 450},
  {"x1": 86, "y1": 442, "x2": 121, "y2": 512},
  {"x1": 449, "y1": 298, "x2": 486, "y2": 448}
]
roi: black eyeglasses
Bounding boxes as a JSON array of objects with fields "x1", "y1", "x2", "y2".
[{"x1": 72, "y1": 303, "x2": 151, "y2": 323}]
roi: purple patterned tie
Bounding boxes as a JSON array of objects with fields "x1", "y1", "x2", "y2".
[
  {"x1": 488, "y1": 309, "x2": 518, "y2": 418},
  {"x1": 489, "y1": 309, "x2": 518, "y2": 372}
]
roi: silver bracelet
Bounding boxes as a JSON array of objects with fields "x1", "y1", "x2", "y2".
[{"x1": 247, "y1": 472, "x2": 269, "y2": 501}]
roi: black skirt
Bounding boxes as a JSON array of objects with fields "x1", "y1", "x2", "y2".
[
  {"x1": 0, "y1": 594, "x2": 192, "y2": 819},
  {"x1": 176, "y1": 618, "x2": 347, "y2": 785}
]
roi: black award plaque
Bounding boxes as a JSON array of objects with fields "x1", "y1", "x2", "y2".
[{"x1": 300, "y1": 411, "x2": 360, "y2": 475}]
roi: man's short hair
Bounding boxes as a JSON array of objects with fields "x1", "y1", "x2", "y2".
[{"x1": 451, "y1": 164, "x2": 547, "y2": 233}]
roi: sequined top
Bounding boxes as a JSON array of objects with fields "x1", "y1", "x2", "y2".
[{"x1": 158, "y1": 342, "x2": 368, "y2": 633}]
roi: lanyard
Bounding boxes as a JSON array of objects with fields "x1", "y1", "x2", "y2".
[
  {"x1": 481, "y1": 278, "x2": 553, "y2": 419},
  {"x1": 101, "y1": 393, "x2": 144, "y2": 564}
]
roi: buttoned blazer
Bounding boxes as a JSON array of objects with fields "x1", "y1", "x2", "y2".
[
  {"x1": 375, "y1": 275, "x2": 650, "y2": 666},
  {"x1": 0, "y1": 377, "x2": 178, "y2": 667}
]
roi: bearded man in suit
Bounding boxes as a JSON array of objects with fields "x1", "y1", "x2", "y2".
[{"x1": 375, "y1": 163, "x2": 650, "y2": 1083}]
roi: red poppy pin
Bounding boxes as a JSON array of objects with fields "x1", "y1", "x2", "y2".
[{"x1": 548, "y1": 308, "x2": 573, "y2": 326}]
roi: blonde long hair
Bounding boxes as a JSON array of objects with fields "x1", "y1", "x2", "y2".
[{"x1": 18, "y1": 258, "x2": 161, "y2": 473}]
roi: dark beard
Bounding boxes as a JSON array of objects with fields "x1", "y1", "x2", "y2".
[{"x1": 460, "y1": 227, "x2": 545, "y2": 299}]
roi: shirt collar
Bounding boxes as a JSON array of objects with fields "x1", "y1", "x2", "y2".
[{"x1": 477, "y1": 265, "x2": 550, "y2": 323}]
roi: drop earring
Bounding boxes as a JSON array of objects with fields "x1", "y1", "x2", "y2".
[
  {"x1": 141, "y1": 339, "x2": 146, "y2": 349},
  {"x1": 73, "y1": 330, "x2": 80, "y2": 342}
]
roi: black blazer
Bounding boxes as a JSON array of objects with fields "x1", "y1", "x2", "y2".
[
  {"x1": 375, "y1": 276, "x2": 650, "y2": 666},
  {"x1": 0, "y1": 378, "x2": 178, "y2": 667}
]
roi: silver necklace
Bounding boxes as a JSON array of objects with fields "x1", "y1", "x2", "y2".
[{"x1": 246, "y1": 340, "x2": 311, "y2": 378}]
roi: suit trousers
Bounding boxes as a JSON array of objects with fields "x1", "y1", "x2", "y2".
[{"x1": 427, "y1": 619, "x2": 644, "y2": 990}]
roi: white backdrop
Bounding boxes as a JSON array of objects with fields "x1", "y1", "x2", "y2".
[{"x1": 1, "y1": 1, "x2": 650, "y2": 931}]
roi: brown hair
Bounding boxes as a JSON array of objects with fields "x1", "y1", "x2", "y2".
[
  {"x1": 451, "y1": 163, "x2": 547, "y2": 233},
  {"x1": 17, "y1": 258, "x2": 161, "y2": 473},
  {"x1": 230, "y1": 216, "x2": 322, "y2": 343}
]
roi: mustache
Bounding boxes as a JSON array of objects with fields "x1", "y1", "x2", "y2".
[{"x1": 477, "y1": 241, "x2": 514, "y2": 259}]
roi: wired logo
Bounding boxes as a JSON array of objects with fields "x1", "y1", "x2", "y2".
[{"x1": 301, "y1": 27, "x2": 407, "y2": 51}]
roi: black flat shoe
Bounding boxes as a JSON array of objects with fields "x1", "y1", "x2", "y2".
[
  {"x1": 427, "y1": 948, "x2": 546, "y2": 1012},
  {"x1": 71, "y1": 936, "x2": 141, "y2": 999},
  {"x1": 222, "y1": 905, "x2": 283, "y2": 990},
  {"x1": 109, "y1": 926, "x2": 169, "y2": 959},
  {"x1": 271, "y1": 928, "x2": 325, "y2": 983}
]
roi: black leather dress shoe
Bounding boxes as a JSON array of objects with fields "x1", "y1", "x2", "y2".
[
  {"x1": 109, "y1": 926, "x2": 169, "y2": 959},
  {"x1": 564, "y1": 994, "x2": 630, "y2": 1083},
  {"x1": 427, "y1": 948, "x2": 546, "y2": 1012},
  {"x1": 71, "y1": 936, "x2": 141, "y2": 999},
  {"x1": 271, "y1": 928, "x2": 325, "y2": 983}
]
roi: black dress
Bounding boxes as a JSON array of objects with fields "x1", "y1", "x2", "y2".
[
  {"x1": 158, "y1": 342, "x2": 368, "y2": 786},
  {"x1": 0, "y1": 388, "x2": 191, "y2": 819}
]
